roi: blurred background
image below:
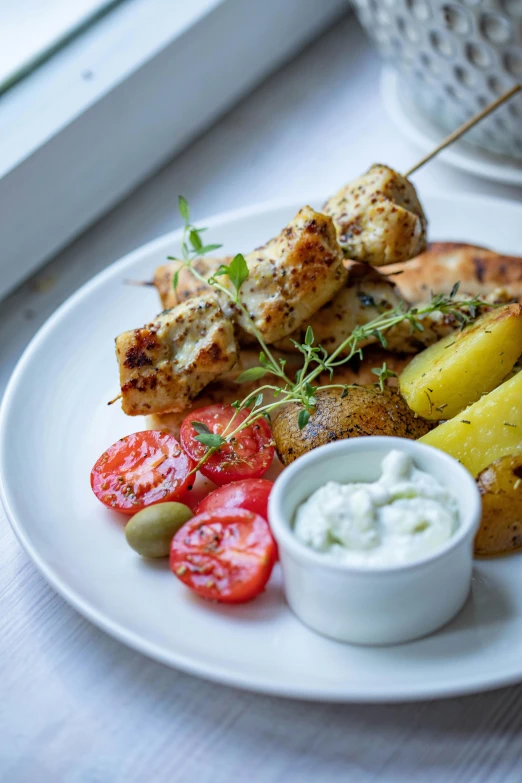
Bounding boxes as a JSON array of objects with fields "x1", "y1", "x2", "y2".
[{"x1": 353, "y1": 0, "x2": 522, "y2": 159}]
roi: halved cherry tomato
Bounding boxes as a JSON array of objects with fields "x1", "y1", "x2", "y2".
[
  {"x1": 180, "y1": 404, "x2": 274, "y2": 486},
  {"x1": 195, "y1": 479, "x2": 273, "y2": 520},
  {"x1": 170, "y1": 508, "x2": 277, "y2": 603},
  {"x1": 91, "y1": 431, "x2": 195, "y2": 515}
]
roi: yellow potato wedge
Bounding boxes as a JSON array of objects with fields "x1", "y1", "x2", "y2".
[
  {"x1": 400, "y1": 304, "x2": 522, "y2": 420},
  {"x1": 419, "y1": 370, "x2": 522, "y2": 476},
  {"x1": 475, "y1": 455, "x2": 522, "y2": 557}
]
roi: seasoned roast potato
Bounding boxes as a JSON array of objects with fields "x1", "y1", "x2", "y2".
[
  {"x1": 475, "y1": 455, "x2": 522, "y2": 557},
  {"x1": 273, "y1": 386, "x2": 433, "y2": 466},
  {"x1": 419, "y1": 370, "x2": 522, "y2": 476},
  {"x1": 400, "y1": 304, "x2": 522, "y2": 420}
]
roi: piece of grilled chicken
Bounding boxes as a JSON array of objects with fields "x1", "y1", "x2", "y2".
[
  {"x1": 322, "y1": 164, "x2": 427, "y2": 266},
  {"x1": 116, "y1": 294, "x2": 237, "y2": 416},
  {"x1": 229, "y1": 205, "x2": 347, "y2": 344},
  {"x1": 274, "y1": 261, "x2": 456, "y2": 355}
]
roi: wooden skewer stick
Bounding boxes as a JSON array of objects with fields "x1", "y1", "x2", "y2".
[
  {"x1": 107, "y1": 393, "x2": 122, "y2": 406},
  {"x1": 404, "y1": 84, "x2": 521, "y2": 178},
  {"x1": 125, "y1": 279, "x2": 155, "y2": 287}
]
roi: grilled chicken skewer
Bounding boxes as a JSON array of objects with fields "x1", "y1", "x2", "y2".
[
  {"x1": 116, "y1": 207, "x2": 346, "y2": 415},
  {"x1": 151, "y1": 164, "x2": 428, "y2": 310},
  {"x1": 152, "y1": 256, "x2": 455, "y2": 355},
  {"x1": 116, "y1": 88, "x2": 522, "y2": 419}
]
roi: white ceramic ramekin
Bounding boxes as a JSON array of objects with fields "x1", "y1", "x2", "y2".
[{"x1": 268, "y1": 437, "x2": 481, "y2": 646}]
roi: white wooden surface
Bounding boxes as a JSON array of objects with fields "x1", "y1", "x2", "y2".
[{"x1": 2, "y1": 16, "x2": 522, "y2": 783}]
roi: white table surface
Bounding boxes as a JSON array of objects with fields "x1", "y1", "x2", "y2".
[{"x1": 2, "y1": 15, "x2": 522, "y2": 783}]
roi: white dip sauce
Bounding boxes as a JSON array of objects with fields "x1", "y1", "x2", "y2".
[{"x1": 294, "y1": 450, "x2": 458, "y2": 566}]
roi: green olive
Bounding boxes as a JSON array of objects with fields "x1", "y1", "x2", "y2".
[{"x1": 125, "y1": 502, "x2": 193, "y2": 558}]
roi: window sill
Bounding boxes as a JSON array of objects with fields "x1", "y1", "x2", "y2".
[{"x1": 0, "y1": 0, "x2": 346, "y2": 299}]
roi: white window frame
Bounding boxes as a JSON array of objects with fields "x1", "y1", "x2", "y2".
[{"x1": 0, "y1": 0, "x2": 346, "y2": 300}]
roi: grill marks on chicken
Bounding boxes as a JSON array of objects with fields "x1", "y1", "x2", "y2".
[
  {"x1": 275, "y1": 262, "x2": 455, "y2": 355},
  {"x1": 323, "y1": 164, "x2": 427, "y2": 266},
  {"x1": 233, "y1": 206, "x2": 347, "y2": 344},
  {"x1": 116, "y1": 294, "x2": 237, "y2": 416}
]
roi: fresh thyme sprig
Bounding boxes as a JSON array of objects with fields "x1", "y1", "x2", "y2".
[
  {"x1": 371, "y1": 362, "x2": 397, "y2": 391},
  {"x1": 167, "y1": 196, "x2": 223, "y2": 292},
  {"x1": 169, "y1": 197, "x2": 488, "y2": 471}
]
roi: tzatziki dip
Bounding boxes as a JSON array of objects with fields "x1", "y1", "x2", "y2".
[{"x1": 293, "y1": 449, "x2": 458, "y2": 566}]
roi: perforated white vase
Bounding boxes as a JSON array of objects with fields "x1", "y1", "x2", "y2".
[{"x1": 353, "y1": 0, "x2": 522, "y2": 159}]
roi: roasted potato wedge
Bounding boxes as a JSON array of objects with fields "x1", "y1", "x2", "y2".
[
  {"x1": 419, "y1": 370, "x2": 522, "y2": 476},
  {"x1": 475, "y1": 455, "x2": 522, "y2": 557},
  {"x1": 400, "y1": 304, "x2": 522, "y2": 420},
  {"x1": 273, "y1": 386, "x2": 433, "y2": 466}
]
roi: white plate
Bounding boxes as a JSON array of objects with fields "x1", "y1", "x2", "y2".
[
  {"x1": 2, "y1": 194, "x2": 522, "y2": 703},
  {"x1": 381, "y1": 68, "x2": 522, "y2": 188}
]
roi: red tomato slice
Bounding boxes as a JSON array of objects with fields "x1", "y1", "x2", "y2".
[
  {"x1": 91, "y1": 431, "x2": 195, "y2": 515},
  {"x1": 195, "y1": 479, "x2": 273, "y2": 520},
  {"x1": 170, "y1": 508, "x2": 277, "y2": 603},
  {"x1": 180, "y1": 404, "x2": 274, "y2": 486}
]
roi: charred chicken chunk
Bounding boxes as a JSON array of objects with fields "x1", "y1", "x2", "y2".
[
  {"x1": 322, "y1": 164, "x2": 427, "y2": 266},
  {"x1": 234, "y1": 206, "x2": 347, "y2": 344},
  {"x1": 275, "y1": 262, "x2": 454, "y2": 355},
  {"x1": 116, "y1": 294, "x2": 237, "y2": 416}
]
